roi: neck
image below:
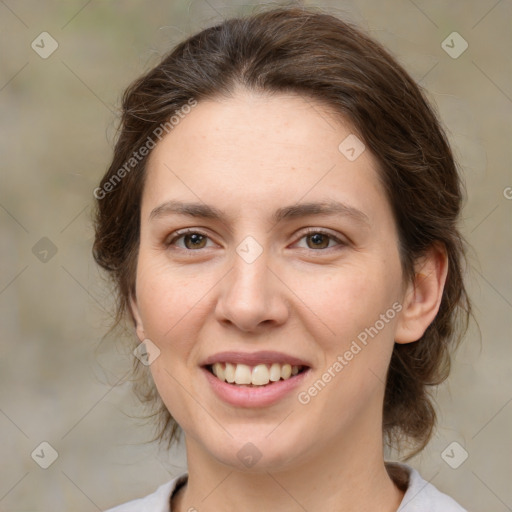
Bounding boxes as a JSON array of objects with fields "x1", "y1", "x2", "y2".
[{"x1": 173, "y1": 429, "x2": 404, "y2": 512}]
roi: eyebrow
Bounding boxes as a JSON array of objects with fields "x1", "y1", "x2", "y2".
[{"x1": 149, "y1": 199, "x2": 370, "y2": 227}]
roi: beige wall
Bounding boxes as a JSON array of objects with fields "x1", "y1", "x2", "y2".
[{"x1": 0, "y1": 1, "x2": 510, "y2": 510}]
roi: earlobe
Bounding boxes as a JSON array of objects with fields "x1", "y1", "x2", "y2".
[
  {"x1": 129, "y1": 295, "x2": 145, "y2": 342},
  {"x1": 394, "y1": 243, "x2": 448, "y2": 344}
]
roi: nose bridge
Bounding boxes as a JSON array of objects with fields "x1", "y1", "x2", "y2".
[
  {"x1": 215, "y1": 237, "x2": 288, "y2": 331},
  {"x1": 232, "y1": 245, "x2": 269, "y2": 297}
]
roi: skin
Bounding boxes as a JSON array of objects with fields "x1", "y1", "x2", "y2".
[{"x1": 131, "y1": 88, "x2": 448, "y2": 512}]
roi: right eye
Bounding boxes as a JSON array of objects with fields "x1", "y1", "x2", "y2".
[{"x1": 165, "y1": 229, "x2": 216, "y2": 250}]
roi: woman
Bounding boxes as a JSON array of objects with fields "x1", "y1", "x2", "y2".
[{"x1": 94, "y1": 5, "x2": 471, "y2": 511}]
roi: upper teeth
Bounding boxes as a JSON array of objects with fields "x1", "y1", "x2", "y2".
[{"x1": 211, "y1": 362, "x2": 301, "y2": 386}]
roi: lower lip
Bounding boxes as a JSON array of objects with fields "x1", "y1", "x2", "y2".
[{"x1": 202, "y1": 367, "x2": 310, "y2": 407}]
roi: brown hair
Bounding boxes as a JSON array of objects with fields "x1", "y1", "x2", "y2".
[{"x1": 93, "y1": 4, "x2": 471, "y2": 457}]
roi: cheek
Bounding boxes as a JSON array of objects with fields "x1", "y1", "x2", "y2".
[
  {"x1": 135, "y1": 257, "x2": 210, "y2": 429},
  {"x1": 294, "y1": 267, "x2": 401, "y2": 420},
  {"x1": 135, "y1": 254, "x2": 208, "y2": 339},
  {"x1": 288, "y1": 261, "x2": 402, "y2": 344}
]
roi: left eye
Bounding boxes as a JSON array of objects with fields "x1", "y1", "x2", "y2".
[{"x1": 295, "y1": 230, "x2": 344, "y2": 250}]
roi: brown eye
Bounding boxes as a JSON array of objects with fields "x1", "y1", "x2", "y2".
[
  {"x1": 182, "y1": 233, "x2": 207, "y2": 249},
  {"x1": 167, "y1": 230, "x2": 213, "y2": 250},
  {"x1": 294, "y1": 230, "x2": 344, "y2": 251},
  {"x1": 306, "y1": 232, "x2": 330, "y2": 249}
]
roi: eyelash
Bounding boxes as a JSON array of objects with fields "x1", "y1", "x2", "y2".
[{"x1": 165, "y1": 228, "x2": 346, "y2": 252}]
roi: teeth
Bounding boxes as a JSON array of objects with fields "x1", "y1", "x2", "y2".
[
  {"x1": 269, "y1": 363, "x2": 281, "y2": 382},
  {"x1": 225, "y1": 362, "x2": 236, "y2": 383},
  {"x1": 234, "y1": 364, "x2": 252, "y2": 385},
  {"x1": 281, "y1": 364, "x2": 292, "y2": 379},
  {"x1": 252, "y1": 364, "x2": 270, "y2": 385},
  {"x1": 210, "y1": 362, "x2": 304, "y2": 386},
  {"x1": 212, "y1": 362, "x2": 225, "y2": 380}
]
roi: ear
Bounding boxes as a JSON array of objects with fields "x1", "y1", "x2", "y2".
[
  {"x1": 129, "y1": 294, "x2": 146, "y2": 342},
  {"x1": 395, "y1": 243, "x2": 448, "y2": 344}
]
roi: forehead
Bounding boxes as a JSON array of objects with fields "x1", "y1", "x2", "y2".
[{"x1": 142, "y1": 90, "x2": 387, "y2": 223}]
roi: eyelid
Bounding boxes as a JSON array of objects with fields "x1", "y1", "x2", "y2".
[
  {"x1": 291, "y1": 227, "x2": 347, "y2": 249},
  {"x1": 165, "y1": 228, "x2": 218, "y2": 249}
]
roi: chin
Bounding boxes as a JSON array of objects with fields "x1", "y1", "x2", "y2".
[{"x1": 203, "y1": 426, "x2": 311, "y2": 473}]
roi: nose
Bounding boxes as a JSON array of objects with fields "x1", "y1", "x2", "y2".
[{"x1": 215, "y1": 248, "x2": 289, "y2": 333}]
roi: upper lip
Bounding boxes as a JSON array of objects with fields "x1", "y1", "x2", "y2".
[{"x1": 200, "y1": 351, "x2": 311, "y2": 368}]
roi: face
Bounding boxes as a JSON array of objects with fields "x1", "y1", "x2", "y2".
[{"x1": 132, "y1": 90, "x2": 410, "y2": 471}]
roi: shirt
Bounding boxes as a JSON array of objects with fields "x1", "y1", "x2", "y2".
[{"x1": 103, "y1": 463, "x2": 467, "y2": 511}]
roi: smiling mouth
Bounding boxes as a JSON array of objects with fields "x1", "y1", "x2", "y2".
[{"x1": 206, "y1": 362, "x2": 308, "y2": 386}]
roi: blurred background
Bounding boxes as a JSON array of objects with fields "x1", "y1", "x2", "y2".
[{"x1": 0, "y1": 1, "x2": 510, "y2": 510}]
